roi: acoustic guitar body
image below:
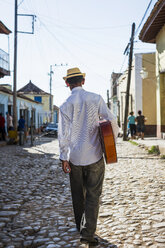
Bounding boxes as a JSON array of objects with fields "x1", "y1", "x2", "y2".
[{"x1": 99, "y1": 120, "x2": 117, "y2": 164}]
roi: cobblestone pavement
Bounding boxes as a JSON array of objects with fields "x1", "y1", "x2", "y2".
[{"x1": 0, "y1": 137, "x2": 165, "y2": 248}]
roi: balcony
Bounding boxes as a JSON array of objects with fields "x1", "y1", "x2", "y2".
[{"x1": 0, "y1": 48, "x2": 10, "y2": 78}]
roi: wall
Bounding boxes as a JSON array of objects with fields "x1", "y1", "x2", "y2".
[
  {"x1": 157, "y1": 25, "x2": 165, "y2": 72},
  {"x1": 156, "y1": 25, "x2": 165, "y2": 137},
  {"x1": 142, "y1": 53, "x2": 157, "y2": 136},
  {"x1": 17, "y1": 98, "x2": 43, "y2": 130},
  {"x1": 24, "y1": 94, "x2": 52, "y2": 123},
  {"x1": 135, "y1": 54, "x2": 142, "y2": 115},
  {"x1": 118, "y1": 72, "x2": 134, "y2": 128},
  {"x1": 0, "y1": 91, "x2": 8, "y2": 130},
  {"x1": 0, "y1": 91, "x2": 43, "y2": 132},
  {"x1": 118, "y1": 53, "x2": 157, "y2": 136}
]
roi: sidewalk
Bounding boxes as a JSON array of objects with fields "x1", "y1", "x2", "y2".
[
  {"x1": 133, "y1": 137, "x2": 165, "y2": 155},
  {"x1": 0, "y1": 133, "x2": 43, "y2": 148},
  {"x1": 0, "y1": 141, "x2": 7, "y2": 147}
]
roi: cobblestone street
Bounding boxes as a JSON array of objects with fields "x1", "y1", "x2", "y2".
[{"x1": 0, "y1": 137, "x2": 165, "y2": 248}]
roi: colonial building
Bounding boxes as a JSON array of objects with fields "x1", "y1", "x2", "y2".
[
  {"x1": 0, "y1": 85, "x2": 43, "y2": 132},
  {"x1": 17, "y1": 80, "x2": 53, "y2": 123},
  {"x1": 110, "y1": 72, "x2": 122, "y2": 126},
  {"x1": 139, "y1": 0, "x2": 165, "y2": 138}
]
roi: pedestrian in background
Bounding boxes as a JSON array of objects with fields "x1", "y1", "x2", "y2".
[
  {"x1": 136, "y1": 110, "x2": 146, "y2": 140},
  {"x1": 128, "y1": 111, "x2": 136, "y2": 139},
  {"x1": 18, "y1": 116, "x2": 26, "y2": 145},
  {"x1": 18, "y1": 116, "x2": 25, "y2": 131},
  {"x1": 0, "y1": 113, "x2": 6, "y2": 141},
  {"x1": 58, "y1": 67, "x2": 119, "y2": 246},
  {"x1": 6, "y1": 113, "x2": 14, "y2": 131},
  {"x1": 127, "y1": 122, "x2": 130, "y2": 138}
]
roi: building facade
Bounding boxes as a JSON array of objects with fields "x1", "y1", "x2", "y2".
[
  {"x1": 113, "y1": 53, "x2": 157, "y2": 136},
  {"x1": 0, "y1": 85, "x2": 43, "y2": 132},
  {"x1": 110, "y1": 72, "x2": 122, "y2": 126},
  {"x1": 0, "y1": 21, "x2": 11, "y2": 79},
  {"x1": 139, "y1": 0, "x2": 165, "y2": 138},
  {"x1": 17, "y1": 80, "x2": 53, "y2": 124}
]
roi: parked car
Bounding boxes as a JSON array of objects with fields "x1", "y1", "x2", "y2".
[{"x1": 45, "y1": 122, "x2": 58, "y2": 136}]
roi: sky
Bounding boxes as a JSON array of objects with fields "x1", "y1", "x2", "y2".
[{"x1": 0, "y1": 0, "x2": 156, "y2": 107}]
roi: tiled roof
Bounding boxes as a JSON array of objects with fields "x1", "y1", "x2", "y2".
[
  {"x1": 0, "y1": 86, "x2": 42, "y2": 104},
  {"x1": 53, "y1": 105, "x2": 59, "y2": 111},
  {"x1": 17, "y1": 80, "x2": 50, "y2": 95}
]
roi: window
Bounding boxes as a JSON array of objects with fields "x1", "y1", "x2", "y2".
[{"x1": 34, "y1": 96, "x2": 42, "y2": 103}]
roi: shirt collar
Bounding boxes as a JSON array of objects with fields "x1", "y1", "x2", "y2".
[{"x1": 71, "y1": 86, "x2": 84, "y2": 94}]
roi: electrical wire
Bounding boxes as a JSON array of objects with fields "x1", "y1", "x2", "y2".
[
  {"x1": 135, "y1": 0, "x2": 153, "y2": 37},
  {"x1": 37, "y1": 18, "x2": 115, "y2": 85},
  {"x1": 119, "y1": 54, "x2": 128, "y2": 73},
  {"x1": 122, "y1": 0, "x2": 154, "y2": 71},
  {"x1": 18, "y1": 0, "x2": 25, "y2": 7}
]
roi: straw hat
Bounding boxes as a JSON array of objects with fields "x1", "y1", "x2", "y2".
[{"x1": 63, "y1": 67, "x2": 86, "y2": 80}]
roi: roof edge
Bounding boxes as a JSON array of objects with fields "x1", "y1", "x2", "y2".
[
  {"x1": 0, "y1": 21, "x2": 12, "y2": 34},
  {"x1": 139, "y1": 0, "x2": 165, "y2": 43}
]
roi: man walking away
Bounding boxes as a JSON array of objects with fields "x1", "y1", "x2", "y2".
[{"x1": 58, "y1": 67, "x2": 119, "y2": 246}]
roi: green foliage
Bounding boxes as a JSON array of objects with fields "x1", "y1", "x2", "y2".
[
  {"x1": 129, "y1": 140, "x2": 138, "y2": 146},
  {"x1": 148, "y1": 146, "x2": 160, "y2": 155},
  {"x1": 160, "y1": 155, "x2": 165, "y2": 159}
]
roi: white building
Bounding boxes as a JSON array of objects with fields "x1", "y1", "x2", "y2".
[{"x1": 0, "y1": 85, "x2": 44, "y2": 132}]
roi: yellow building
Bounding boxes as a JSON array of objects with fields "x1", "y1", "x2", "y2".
[
  {"x1": 18, "y1": 80, "x2": 53, "y2": 124},
  {"x1": 116, "y1": 53, "x2": 157, "y2": 136},
  {"x1": 139, "y1": 0, "x2": 165, "y2": 138}
]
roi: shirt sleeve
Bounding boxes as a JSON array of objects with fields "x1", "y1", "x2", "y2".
[
  {"x1": 58, "y1": 107, "x2": 71, "y2": 161},
  {"x1": 98, "y1": 96, "x2": 119, "y2": 140}
]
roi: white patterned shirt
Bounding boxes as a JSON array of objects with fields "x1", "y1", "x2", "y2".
[{"x1": 58, "y1": 87, "x2": 119, "y2": 166}]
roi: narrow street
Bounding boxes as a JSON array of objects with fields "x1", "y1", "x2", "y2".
[{"x1": 0, "y1": 137, "x2": 165, "y2": 248}]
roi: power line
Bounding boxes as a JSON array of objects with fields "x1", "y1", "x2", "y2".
[
  {"x1": 37, "y1": 18, "x2": 113, "y2": 83},
  {"x1": 119, "y1": 54, "x2": 128, "y2": 73},
  {"x1": 135, "y1": 0, "x2": 153, "y2": 37},
  {"x1": 18, "y1": 0, "x2": 25, "y2": 7},
  {"x1": 122, "y1": 0, "x2": 154, "y2": 75}
]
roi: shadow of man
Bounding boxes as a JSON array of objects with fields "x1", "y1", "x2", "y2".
[{"x1": 79, "y1": 234, "x2": 118, "y2": 248}]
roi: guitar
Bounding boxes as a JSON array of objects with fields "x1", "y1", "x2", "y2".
[{"x1": 99, "y1": 120, "x2": 117, "y2": 164}]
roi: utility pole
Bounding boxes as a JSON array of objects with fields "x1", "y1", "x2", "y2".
[
  {"x1": 123, "y1": 23, "x2": 135, "y2": 141},
  {"x1": 13, "y1": 0, "x2": 18, "y2": 131},
  {"x1": 49, "y1": 63, "x2": 67, "y2": 122},
  {"x1": 13, "y1": 0, "x2": 36, "y2": 131},
  {"x1": 107, "y1": 90, "x2": 110, "y2": 109},
  {"x1": 49, "y1": 65, "x2": 53, "y2": 122}
]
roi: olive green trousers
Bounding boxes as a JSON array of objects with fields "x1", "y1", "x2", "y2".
[{"x1": 69, "y1": 157, "x2": 105, "y2": 238}]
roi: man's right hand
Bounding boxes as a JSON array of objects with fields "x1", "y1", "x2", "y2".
[{"x1": 61, "y1": 160, "x2": 71, "y2": 173}]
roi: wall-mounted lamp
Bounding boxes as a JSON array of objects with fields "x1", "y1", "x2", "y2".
[{"x1": 140, "y1": 67, "x2": 148, "y2": 79}]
